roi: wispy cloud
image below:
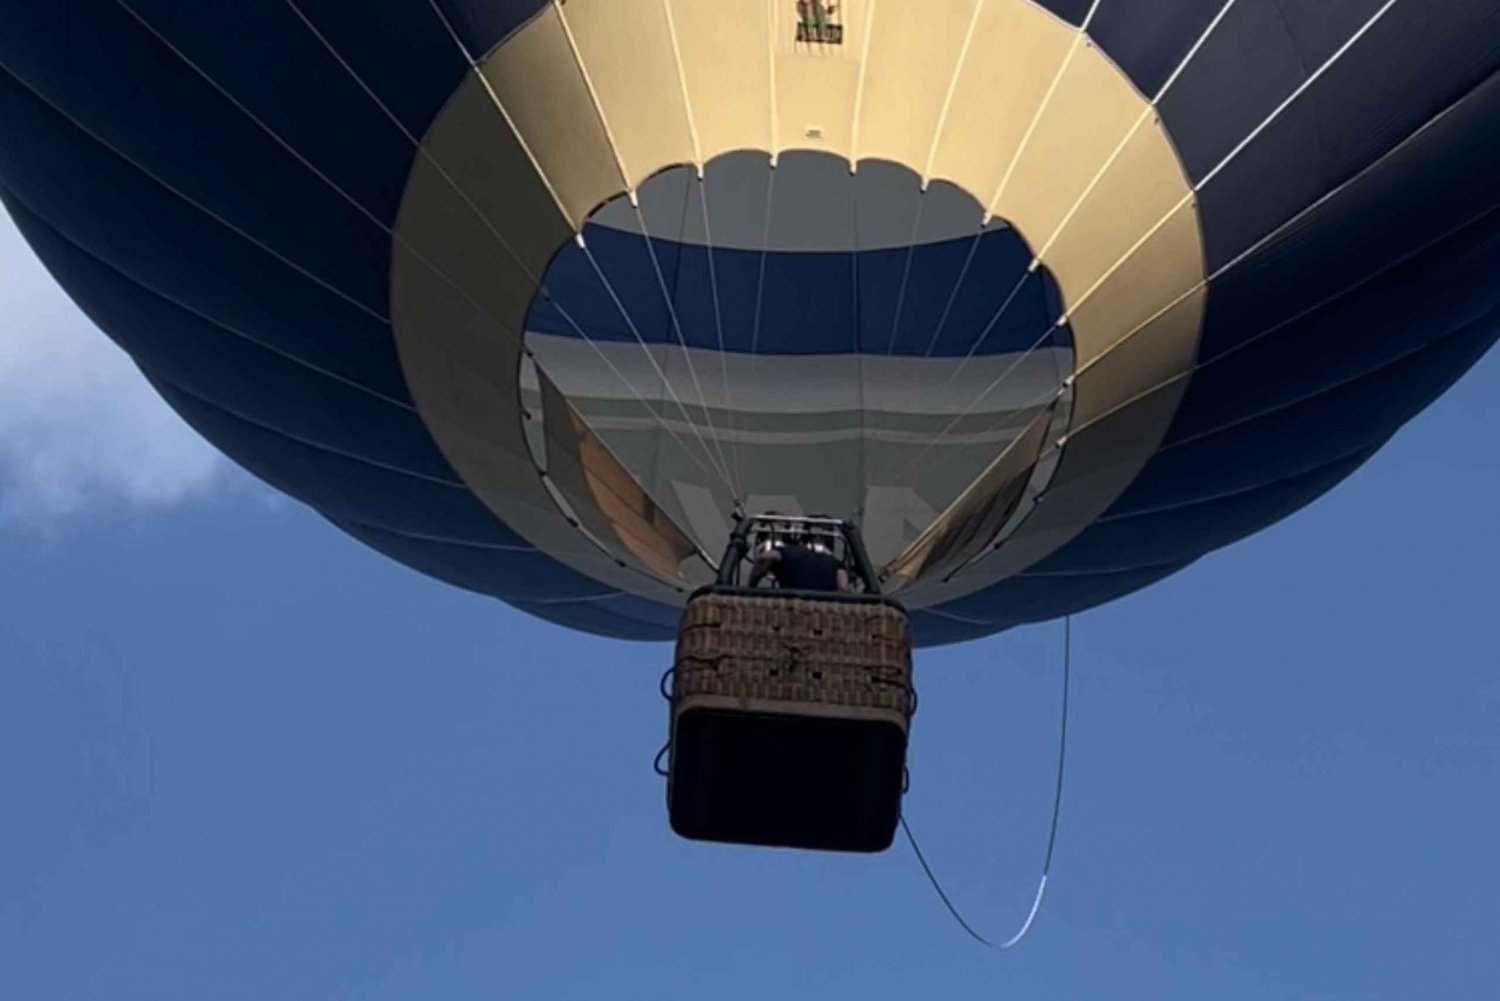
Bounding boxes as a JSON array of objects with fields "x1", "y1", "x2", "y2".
[{"x1": 0, "y1": 206, "x2": 237, "y2": 525}]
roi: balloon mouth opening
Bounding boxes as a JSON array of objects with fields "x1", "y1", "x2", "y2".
[{"x1": 516, "y1": 150, "x2": 1075, "y2": 573}]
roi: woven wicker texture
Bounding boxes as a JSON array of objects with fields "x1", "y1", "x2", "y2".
[{"x1": 673, "y1": 593, "x2": 913, "y2": 716}]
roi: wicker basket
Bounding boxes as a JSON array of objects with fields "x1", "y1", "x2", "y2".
[{"x1": 667, "y1": 589, "x2": 914, "y2": 852}]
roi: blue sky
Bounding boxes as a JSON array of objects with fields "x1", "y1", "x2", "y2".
[{"x1": 2, "y1": 207, "x2": 1498, "y2": 1001}]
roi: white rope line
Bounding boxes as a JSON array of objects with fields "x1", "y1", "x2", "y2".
[
  {"x1": 281, "y1": 0, "x2": 546, "y2": 283},
  {"x1": 552, "y1": 0, "x2": 741, "y2": 493},
  {"x1": 883, "y1": 197, "x2": 929, "y2": 355},
  {"x1": 898, "y1": 20, "x2": 1096, "y2": 403},
  {"x1": 1152, "y1": 0, "x2": 1243, "y2": 103},
  {"x1": 540, "y1": 291, "x2": 735, "y2": 491},
  {"x1": 1, "y1": 173, "x2": 415, "y2": 412},
  {"x1": 985, "y1": 32, "x2": 1086, "y2": 219},
  {"x1": 909, "y1": 0, "x2": 1241, "y2": 410},
  {"x1": 576, "y1": 235, "x2": 738, "y2": 492},
  {"x1": 938, "y1": 261, "x2": 1045, "y2": 384},
  {"x1": 918, "y1": 230, "x2": 989, "y2": 358},
  {"x1": 851, "y1": 154, "x2": 870, "y2": 518},
  {"x1": 659, "y1": 0, "x2": 703, "y2": 170},
  {"x1": 117, "y1": 0, "x2": 612, "y2": 393},
  {"x1": 280, "y1": 0, "x2": 736, "y2": 493},
  {"x1": 1080, "y1": 0, "x2": 1106, "y2": 32},
  {"x1": 1197, "y1": 0, "x2": 1403, "y2": 190},
  {"x1": 766, "y1": 3, "x2": 780, "y2": 159},
  {"x1": 848, "y1": 0, "x2": 879, "y2": 170},
  {"x1": 288, "y1": 0, "x2": 732, "y2": 493},
  {"x1": 422, "y1": 0, "x2": 577, "y2": 227},
  {"x1": 695, "y1": 171, "x2": 746, "y2": 495},
  {"x1": 747, "y1": 159, "x2": 779, "y2": 426},
  {"x1": 414, "y1": 0, "x2": 738, "y2": 493},
  {"x1": 879, "y1": 322, "x2": 1066, "y2": 490},
  {"x1": 888, "y1": 0, "x2": 1404, "y2": 485},
  {"x1": 552, "y1": 0, "x2": 634, "y2": 202},
  {"x1": 922, "y1": 0, "x2": 987, "y2": 187},
  {"x1": 10, "y1": 18, "x2": 382, "y2": 327},
  {"x1": 631, "y1": 199, "x2": 742, "y2": 498}
]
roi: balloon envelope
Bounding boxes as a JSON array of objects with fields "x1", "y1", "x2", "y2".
[{"x1": 1, "y1": 0, "x2": 1497, "y2": 643}]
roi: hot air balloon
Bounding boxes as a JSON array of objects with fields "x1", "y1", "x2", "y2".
[{"x1": 2, "y1": 2, "x2": 1496, "y2": 635}]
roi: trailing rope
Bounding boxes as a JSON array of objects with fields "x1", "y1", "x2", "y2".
[{"x1": 902, "y1": 614, "x2": 1073, "y2": 950}]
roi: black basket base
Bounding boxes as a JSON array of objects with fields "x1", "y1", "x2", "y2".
[{"x1": 668, "y1": 707, "x2": 907, "y2": 853}]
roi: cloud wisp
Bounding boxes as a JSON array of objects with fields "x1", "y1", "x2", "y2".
[{"x1": 0, "y1": 206, "x2": 237, "y2": 525}]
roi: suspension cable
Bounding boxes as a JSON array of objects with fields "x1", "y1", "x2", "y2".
[
  {"x1": 903, "y1": 614, "x2": 1073, "y2": 950},
  {"x1": 631, "y1": 195, "x2": 741, "y2": 498}
]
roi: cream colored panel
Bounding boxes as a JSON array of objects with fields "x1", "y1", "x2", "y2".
[
  {"x1": 394, "y1": 80, "x2": 692, "y2": 602},
  {"x1": 855, "y1": 0, "x2": 976, "y2": 168},
  {"x1": 1074, "y1": 288, "x2": 1212, "y2": 432},
  {"x1": 667, "y1": 0, "x2": 772, "y2": 160},
  {"x1": 773, "y1": 0, "x2": 865, "y2": 57},
  {"x1": 388, "y1": 0, "x2": 1216, "y2": 611},
  {"x1": 902, "y1": 81, "x2": 1203, "y2": 602},
  {"x1": 923, "y1": 252, "x2": 1205, "y2": 599},
  {"x1": 539, "y1": 370, "x2": 705, "y2": 583},
  {"x1": 421, "y1": 74, "x2": 574, "y2": 277},
  {"x1": 1070, "y1": 287, "x2": 1206, "y2": 431},
  {"x1": 444, "y1": 419, "x2": 692, "y2": 602},
  {"x1": 559, "y1": 0, "x2": 696, "y2": 189},
  {"x1": 394, "y1": 257, "x2": 689, "y2": 605},
  {"x1": 391, "y1": 243, "x2": 531, "y2": 468},
  {"x1": 397, "y1": 152, "x2": 541, "y2": 335},
  {"x1": 774, "y1": 1, "x2": 862, "y2": 160},
  {"x1": 482, "y1": 6, "x2": 626, "y2": 226},
  {"x1": 926, "y1": 0, "x2": 1074, "y2": 200},
  {"x1": 1066, "y1": 198, "x2": 1203, "y2": 363},
  {"x1": 1040, "y1": 117, "x2": 1194, "y2": 333},
  {"x1": 994, "y1": 38, "x2": 1147, "y2": 244},
  {"x1": 883, "y1": 401, "x2": 1054, "y2": 587},
  {"x1": 906, "y1": 377, "x2": 1189, "y2": 606},
  {"x1": 981, "y1": 377, "x2": 1187, "y2": 571}
]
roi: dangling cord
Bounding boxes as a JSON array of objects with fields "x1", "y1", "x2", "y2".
[{"x1": 901, "y1": 614, "x2": 1073, "y2": 949}]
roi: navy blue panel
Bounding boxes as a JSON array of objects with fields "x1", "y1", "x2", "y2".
[
  {"x1": 1184, "y1": 213, "x2": 1500, "y2": 443},
  {"x1": 877, "y1": 231, "x2": 1063, "y2": 357},
  {"x1": 0, "y1": 1, "x2": 389, "y2": 315},
  {"x1": 0, "y1": 71, "x2": 409, "y2": 402},
  {"x1": 1089, "y1": 0, "x2": 1228, "y2": 99},
  {"x1": 1200, "y1": 67, "x2": 1500, "y2": 363},
  {"x1": 1275, "y1": 0, "x2": 1388, "y2": 66},
  {"x1": 597, "y1": 593, "x2": 688, "y2": 631},
  {"x1": 863, "y1": 238, "x2": 975, "y2": 355},
  {"x1": 856, "y1": 238, "x2": 926, "y2": 355},
  {"x1": 511, "y1": 597, "x2": 676, "y2": 643},
  {"x1": 1156, "y1": 0, "x2": 1306, "y2": 181},
  {"x1": 1314, "y1": 6, "x2": 1500, "y2": 186},
  {"x1": 5, "y1": 192, "x2": 456, "y2": 484},
  {"x1": 928, "y1": 561, "x2": 1192, "y2": 636},
  {"x1": 1195, "y1": 84, "x2": 1325, "y2": 271},
  {"x1": 1, "y1": 0, "x2": 1495, "y2": 644},
  {"x1": 907, "y1": 611, "x2": 1000, "y2": 648},
  {"x1": 119, "y1": 0, "x2": 417, "y2": 225},
  {"x1": 1038, "y1": 0, "x2": 1094, "y2": 27},
  {"x1": 534, "y1": 223, "x2": 677, "y2": 346},
  {"x1": 150, "y1": 378, "x2": 527, "y2": 549},
  {"x1": 1197, "y1": 5, "x2": 1500, "y2": 269},
  {"x1": 531, "y1": 227, "x2": 1064, "y2": 358},
  {"x1": 1031, "y1": 447, "x2": 1377, "y2": 575},
  {"x1": 331, "y1": 520, "x2": 616, "y2": 604},
  {"x1": 756, "y1": 241, "x2": 856, "y2": 356},
  {"x1": 1113, "y1": 308, "x2": 1500, "y2": 517},
  {"x1": 429, "y1": 0, "x2": 549, "y2": 60},
  {"x1": 287, "y1": 0, "x2": 471, "y2": 137}
]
